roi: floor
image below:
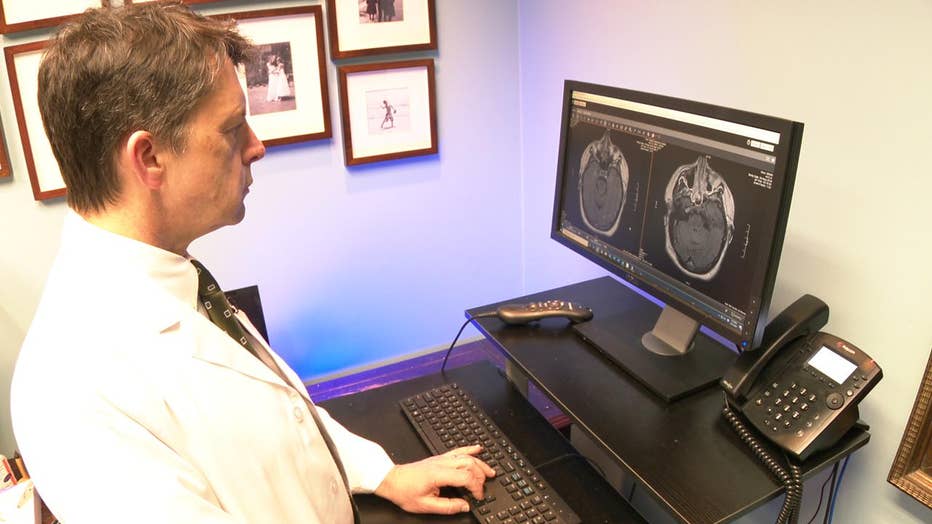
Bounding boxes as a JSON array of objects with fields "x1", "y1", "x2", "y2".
[{"x1": 306, "y1": 339, "x2": 571, "y2": 429}]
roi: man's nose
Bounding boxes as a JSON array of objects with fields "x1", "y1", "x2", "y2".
[{"x1": 245, "y1": 125, "x2": 265, "y2": 164}]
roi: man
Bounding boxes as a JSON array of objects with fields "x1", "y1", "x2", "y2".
[
  {"x1": 10, "y1": 3, "x2": 493, "y2": 523},
  {"x1": 381, "y1": 99, "x2": 396, "y2": 129}
]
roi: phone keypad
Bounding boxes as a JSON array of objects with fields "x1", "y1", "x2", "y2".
[{"x1": 755, "y1": 381, "x2": 824, "y2": 434}]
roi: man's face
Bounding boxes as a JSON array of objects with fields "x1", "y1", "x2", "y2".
[{"x1": 161, "y1": 58, "x2": 265, "y2": 245}]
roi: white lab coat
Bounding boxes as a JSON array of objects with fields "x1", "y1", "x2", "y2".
[{"x1": 11, "y1": 212, "x2": 395, "y2": 524}]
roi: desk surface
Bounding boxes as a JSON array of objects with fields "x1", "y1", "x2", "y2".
[
  {"x1": 319, "y1": 360, "x2": 646, "y2": 523},
  {"x1": 467, "y1": 277, "x2": 870, "y2": 524}
]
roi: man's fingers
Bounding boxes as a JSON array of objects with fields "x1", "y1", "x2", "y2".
[
  {"x1": 443, "y1": 444, "x2": 482, "y2": 457},
  {"x1": 430, "y1": 467, "x2": 486, "y2": 500},
  {"x1": 411, "y1": 495, "x2": 470, "y2": 515},
  {"x1": 445, "y1": 445, "x2": 496, "y2": 478},
  {"x1": 452, "y1": 456, "x2": 495, "y2": 498},
  {"x1": 471, "y1": 456, "x2": 496, "y2": 477}
]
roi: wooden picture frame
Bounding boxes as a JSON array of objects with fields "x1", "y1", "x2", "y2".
[
  {"x1": 0, "y1": 119, "x2": 11, "y2": 179},
  {"x1": 125, "y1": 0, "x2": 223, "y2": 5},
  {"x1": 889, "y1": 348, "x2": 932, "y2": 509},
  {"x1": 212, "y1": 6, "x2": 332, "y2": 147},
  {"x1": 0, "y1": 0, "x2": 104, "y2": 34},
  {"x1": 5, "y1": 40, "x2": 67, "y2": 201},
  {"x1": 327, "y1": 0, "x2": 437, "y2": 60},
  {"x1": 338, "y1": 59, "x2": 437, "y2": 166}
]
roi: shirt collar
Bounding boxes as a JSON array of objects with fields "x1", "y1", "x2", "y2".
[{"x1": 61, "y1": 209, "x2": 200, "y2": 312}]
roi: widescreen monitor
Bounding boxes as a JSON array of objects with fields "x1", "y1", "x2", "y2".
[{"x1": 551, "y1": 80, "x2": 803, "y2": 401}]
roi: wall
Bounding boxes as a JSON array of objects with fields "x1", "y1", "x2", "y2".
[
  {"x1": 4, "y1": 1, "x2": 931, "y2": 521},
  {"x1": 517, "y1": 1, "x2": 932, "y2": 522},
  {"x1": 0, "y1": 0, "x2": 523, "y2": 455}
]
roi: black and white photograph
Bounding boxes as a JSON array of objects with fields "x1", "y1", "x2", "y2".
[
  {"x1": 365, "y1": 88, "x2": 410, "y2": 134},
  {"x1": 243, "y1": 42, "x2": 297, "y2": 116},
  {"x1": 359, "y1": 0, "x2": 404, "y2": 24},
  {"x1": 213, "y1": 6, "x2": 331, "y2": 147},
  {"x1": 328, "y1": 0, "x2": 435, "y2": 59}
]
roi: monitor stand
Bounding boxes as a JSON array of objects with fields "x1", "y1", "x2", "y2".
[{"x1": 573, "y1": 302, "x2": 737, "y2": 402}]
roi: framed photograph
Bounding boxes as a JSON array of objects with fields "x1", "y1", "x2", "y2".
[
  {"x1": 327, "y1": 0, "x2": 437, "y2": 60},
  {"x1": 338, "y1": 59, "x2": 437, "y2": 166},
  {"x1": 889, "y1": 349, "x2": 932, "y2": 509},
  {"x1": 213, "y1": 6, "x2": 331, "y2": 146},
  {"x1": 0, "y1": 0, "x2": 104, "y2": 34},
  {"x1": 5, "y1": 40, "x2": 67, "y2": 201}
]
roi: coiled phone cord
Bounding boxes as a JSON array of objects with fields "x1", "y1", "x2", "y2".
[{"x1": 722, "y1": 393, "x2": 802, "y2": 524}]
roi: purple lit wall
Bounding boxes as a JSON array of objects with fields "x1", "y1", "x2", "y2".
[{"x1": 189, "y1": 1, "x2": 525, "y2": 380}]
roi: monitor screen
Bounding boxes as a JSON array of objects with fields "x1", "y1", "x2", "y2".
[{"x1": 551, "y1": 80, "x2": 803, "y2": 401}]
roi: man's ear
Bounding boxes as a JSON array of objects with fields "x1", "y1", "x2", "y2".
[{"x1": 123, "y1": 130, "x2": 165, "y2": 190}]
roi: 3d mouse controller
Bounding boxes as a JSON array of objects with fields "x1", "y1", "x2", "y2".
[{"x1": 496, "y1": 300, "x2": 593, "y2": 325}]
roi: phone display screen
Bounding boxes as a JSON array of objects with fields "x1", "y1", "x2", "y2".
[{"x1": 807, "y1": 346, "x2": 857, "y2": 384}]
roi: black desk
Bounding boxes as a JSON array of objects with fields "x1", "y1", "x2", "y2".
[
  {"x1": 319, "y1": 360, "x2": 646, "y2": 523},
  {"x1": 466, "y1": 277, "x2": 870, "y2": 524}
]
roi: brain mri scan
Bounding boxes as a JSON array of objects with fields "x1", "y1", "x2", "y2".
[
  {"x1": 663, "y1": 156, "x2": 735, "y2": 281},
  {"x1": 578, "y1": 129, "x2": 629, "y2": 236}
]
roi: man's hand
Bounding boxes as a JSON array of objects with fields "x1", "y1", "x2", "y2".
[{"x1": 374, "y1": 444, "x2": 496, "y2": 514}]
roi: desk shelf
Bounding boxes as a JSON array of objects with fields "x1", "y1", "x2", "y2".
[{"x1": 466, "y1": 277, "x2": 870, "y2": 524}]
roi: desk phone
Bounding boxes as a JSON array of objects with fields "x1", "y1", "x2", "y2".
[{"x1": 720, "y1": 294, "x2": 882, "y2": 523}]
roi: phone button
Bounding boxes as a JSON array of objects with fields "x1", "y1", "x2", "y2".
[{"x1": 825, "y1": 392, "x2": 844, "y2": 410}]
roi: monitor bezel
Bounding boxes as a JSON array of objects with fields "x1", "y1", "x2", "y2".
[{"x1": 550, "y1": 80, "x2": 803, "y2": 352}]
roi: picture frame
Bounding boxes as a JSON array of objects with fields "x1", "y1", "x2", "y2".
[
  {"x1": 327, "y1": 0, "x2": 437, "y2": 60},
  {"x1": 0, "y1": 121, "x2": 11, "y2": 179},
  {"x1": 5, "y1": 40, "x2": 67, "y2": 201},
  {"x1": 888, "y1": 348, "x2": 932, "y2": 509},
  {"x1": 125, "y1": 0, "x2": 222, "y2": 5},
  {"x1": 338, "y1": 59, "x2": 437, "y2": 166},
  {"x1": 212, "y1": 5, "x2": 332, "y2": 146},
  {"x1": 0, "y1": 0, "x2": 104, "y2": 34}
]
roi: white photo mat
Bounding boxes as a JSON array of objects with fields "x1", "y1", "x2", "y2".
[
  {"x1": 7, "y1": 44, "x2": 67, "y2": 199},
  {"x1": 340, "y1": 60, "x2": 436, "y2": 165},
  {"x1": 0, "y1": 0, "x2": 101, "y2": 32},
  {"x1": 330, "y1": 0, "x2": 434, "y2": 57},
  {"x1": 233, "y1": 11, "x2": 329, "y2": 144}
]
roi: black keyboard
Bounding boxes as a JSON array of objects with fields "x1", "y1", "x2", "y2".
[{"x1": 400, "y1": 383, "x2": 581, "y2": 524}]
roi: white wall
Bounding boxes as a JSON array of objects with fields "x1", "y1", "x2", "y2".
[
  {"x1": 0, "y1": 0, "x2": 523, "y2": 455},
  {"x1": 517, "y1": 1, "x2": 932, "y2": 522}
]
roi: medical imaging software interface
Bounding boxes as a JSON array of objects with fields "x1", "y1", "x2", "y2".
[{"x1": 556, "y1": 90, "x2": 788, "y2": 346}]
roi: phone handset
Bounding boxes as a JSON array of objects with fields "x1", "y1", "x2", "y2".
[{"x1": 721, "y1": 294, "x2": 829, "y2": 402}]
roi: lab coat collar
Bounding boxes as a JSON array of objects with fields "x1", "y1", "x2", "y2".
[
  {"x1": 61, "y1": 210, "x2": 300, "y2": 392},
  {"x1": 60, "y1": 209, "x2": 199, "y2": 334},
  {"x1": 184, "y1": 310, "x2": 291, "y2": 388}
]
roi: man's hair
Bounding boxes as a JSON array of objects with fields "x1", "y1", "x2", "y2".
[{"x1": 38, "y1": 1, "x2": 254, "y2": 213}]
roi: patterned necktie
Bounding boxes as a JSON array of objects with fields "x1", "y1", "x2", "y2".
[
  {"x1": 191, "y1": 259, "x2": 257, "y2": 356},
  {"x1": 191, "y1": 260, "x2": 360, "y2": 524}
]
